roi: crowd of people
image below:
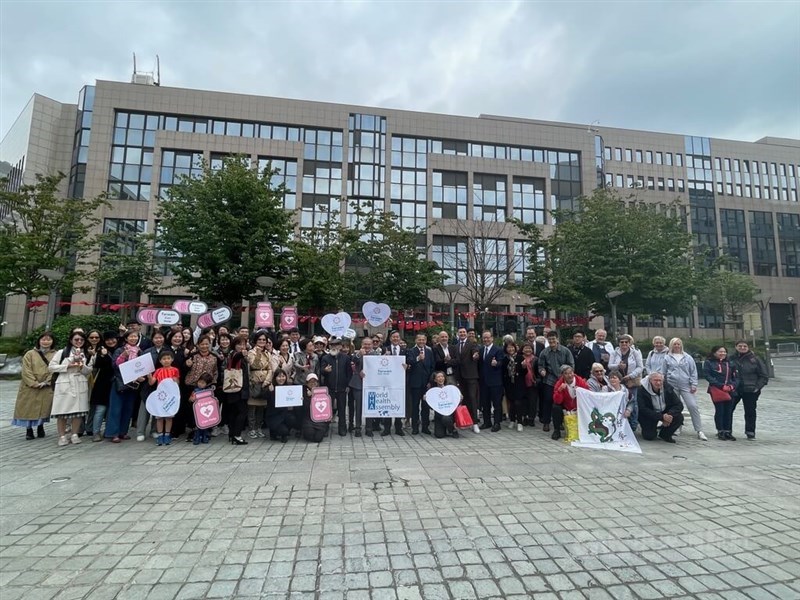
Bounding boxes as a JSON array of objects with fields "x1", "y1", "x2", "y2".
[{"x1": 12, "y1": 322, "x2": 769, "y2": 448}]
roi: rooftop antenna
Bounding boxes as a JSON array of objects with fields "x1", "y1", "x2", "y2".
[
  {"x1": 131, "y1": 53, "x2": 160, "y2": 86},
  {"x1": 587, "y1": 120, "x2": 600, "y2": 134}
]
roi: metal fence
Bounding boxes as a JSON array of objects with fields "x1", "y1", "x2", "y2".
[{"x1": 775, "y1": 343, "x2": 798, "y2": 355}]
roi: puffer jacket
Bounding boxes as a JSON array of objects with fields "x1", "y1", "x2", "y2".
[{"x1": 731, "y1": 351, "x2": 768, "y2": 393}]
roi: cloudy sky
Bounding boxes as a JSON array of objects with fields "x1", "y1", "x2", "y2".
[{"x1": 1, "y1": 1, "x2": 799, "y2": 142}]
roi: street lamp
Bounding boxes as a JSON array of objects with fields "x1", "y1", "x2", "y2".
[
  {"x1": 442, "y1": 283, "x2": 463, "y2": 334},
  {"x1": 754, "y1": 290, "x2": 774, "y2": 378},
  {"x1": 37, "y1": 268, "x2": 64, "y2": 331},
  {"x1": 606, "y1": 290, "x2": 624, "y2": 341},
  {"x1": 788, "y1": 296, "x2": 796, "y2": 335},
  {"x1": 256, "y1": 276, "x2": 276, "y2": 302}
]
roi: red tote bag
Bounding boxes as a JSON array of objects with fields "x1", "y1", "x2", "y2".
[{"x1": 454, "y1": 405, "x2": 474, "y2": 429}]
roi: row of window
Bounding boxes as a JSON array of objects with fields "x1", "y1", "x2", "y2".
[{"x1": 604, "y1": 146, "x2": 684, "y2": 167}]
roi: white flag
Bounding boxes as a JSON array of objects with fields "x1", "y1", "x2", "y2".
[{"x1": 571, "y1": 388, "x2": 642, "y2": 454}]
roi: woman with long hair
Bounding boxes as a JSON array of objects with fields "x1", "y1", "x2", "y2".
[
  {"x1": 12, "y1": 332, "x2": 57, "y2": 440},
  {"x1": 663, "y1": 337, "x2": 707, "y2": 441},
  {"x1": 49, "y1": 331, "x2": 94, "y2": 446},
  {"x1": 704, "y1": 345, "x2": 738, "y2": 440}
]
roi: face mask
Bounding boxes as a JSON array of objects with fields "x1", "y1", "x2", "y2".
[{"x1": 330, "y1": 348, "x2": 339, "y2": 356}]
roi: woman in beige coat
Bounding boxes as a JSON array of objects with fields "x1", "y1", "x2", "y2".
[
  {"x1": 49, "y1": 331, "x2": 94, "y2": 446},
  {"x1": 246, "y1": 331, "x2": 274, "y2": 438},
  {"x1": 12, "y1": 332, "x2": 57, "y2": 440}
]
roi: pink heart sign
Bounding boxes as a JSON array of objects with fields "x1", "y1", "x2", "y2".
[
  {"x1": 310, "y1": 386, "x2": 333, "y2": 423},
  {"x1": 362, "y1": 302, "x2": 391, "y2": 327}
]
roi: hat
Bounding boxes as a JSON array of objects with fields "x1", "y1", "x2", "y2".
[
  {"x1": 306, "y1": 373, "x2": 319, "y2": 382},
  {"x1": 328, "y1": 337, "x2": 343, "y2": 346}
]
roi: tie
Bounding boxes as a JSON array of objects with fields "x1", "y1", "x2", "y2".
[
  {"x1": 393, "y1": 346, "x2": 398, "y2": 356},
  {"x1": 484, "y1": 347, "x2": 488, "y2": 360},
  {"x1": 459, "y1": 341, "x2": 464, "y2": 354}
]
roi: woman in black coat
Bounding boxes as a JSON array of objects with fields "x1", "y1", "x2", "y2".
[
  {"x1": 222, "y1": 335, "x2": 250, "y2": 445},
  {"x1": 731, "y1": 340, "x2": 769, "y2": 440},
  {"x1": 87, "y1": 332, "x2": 119, "y2": 441},
  {"x1": 502, "y1": 340, "x2": 526, "y2": 432}
]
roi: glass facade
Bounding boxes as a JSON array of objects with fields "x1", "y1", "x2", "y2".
[
  {"x1": 472, "y1": 174, "x2": 506, "y2": 222},
  {"x1": 348, "y1": 114, "x2": 386, "y2": 228},
  {"x1": 777, "y1": 213, "x2": 800, "y2": 277},
  {"x1": 390, "y1": 136, "x2": 426, "y2": 230},
  {"x1": 69, "y1": 85, "x2": 94, "y2": 198},
  {"x1": 749, "y1": 211, "x2": 778, "y2": 276},
  {"x1": 719, "y1": 209, "x2": 749, "y2": 273},
  {"x1": 96, "y1": 218, "x2": 147, "y2": 304},
  {"x1": 300, "y1": 128, "x2": 344, "y2": 229},
  {"x1": 685, "y1": 135, "x2": 718, "y2": 261},
  {"x1": 511, "y1": 177, "x2": 545, "y2": 224},
  {"x1": 258, "y1": 157, "x2": 297, "y2": 211},
  {"x1": 431, "y1": 170, "x2": 466, "y2": 221}
]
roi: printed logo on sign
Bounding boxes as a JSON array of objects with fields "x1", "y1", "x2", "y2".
[
  {"x1": 367, "y1": 392, "x2": 377, "y2": 410},
  {"x1": 380, "y1": 358, "x2": 389, "y2": 367}
]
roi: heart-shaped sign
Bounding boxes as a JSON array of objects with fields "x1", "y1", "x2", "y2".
[
  {"x1": 310, "y1": 386, "x2": 333, "y2": 422},
  {"x1": 362, "y1": 302, "x2": 391, "y2": 327},
  {"x1": 156, "y1": 310, "x2": 181, "y2": 326},
  {"x1": 145, "y1": 378, "x2": 180, "y2": 417},
  {"x1": 424, "y1": 385, "x2": 461, "y2": 416},
  {"x1": 320, "y1": 312, "x2": 351, "y2": 337},
  {"x1": 197, "y1": 305, "x2": 233, "y2": 328},
  {"x1": 136, "y1": 308, "x2": 159, "y2": 325}
]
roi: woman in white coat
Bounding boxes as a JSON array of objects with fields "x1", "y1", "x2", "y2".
[
  {"x1": 49, "y1": 331, "x2": 94, "y2": 446},
  {"x1": 662, "y1": 337, "x2": 707, "y2": 441}
]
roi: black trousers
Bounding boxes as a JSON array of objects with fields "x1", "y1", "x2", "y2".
[
  {"x1": 640, "y1": 412, "x2": 684, "y2": 440},
  {"x1": 480, "y1": 384, "x2": 503, "y2": 426},
  {"x1": 523, "y1": 385, "x2": 538, "y2": 422},
  {"x1": 434, "y1": 413, "x2": 455, "y2": 438},
  {"x1": 539, "y1": 385, "x2": 555, "y2": 425},
  {"x1": 410, "y1": 386, "x2": 430, "y2": 431},
  {"x1": 552, "y1": 405, "x2": 564, "y2": 432},
  {"x1": 382, "y1": 418, "x2": 404, "y2": 433},
  {"x1": 332, "y1": 390, "x2": 348, "y2": 434},
  {"x1": 713, "y1": 400, "x2": 734, "y2": 433},
  {"x1": 734, "y1": 391, "x2": 759, "y2": 435},
  {"x1": 459, "y1": 378, "x2": 479, "y2": 422},
  {"x1": 224, "y1": 395, "x2": 247, "y2": 438}
]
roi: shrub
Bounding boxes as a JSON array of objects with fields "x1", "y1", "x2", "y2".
[{"x1": 25, "y1": 314, "x2": 123, "y2": 350}]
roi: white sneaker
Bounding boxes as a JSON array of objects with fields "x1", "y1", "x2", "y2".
[
  {"x1": 151, "y1": 431, "x2": 160, "y2": 439},
  {"x1": 220, "y1": 424, "x2": 229, "y2": 435},
  {"x1": 70, "y1": 434, "x2": 81, "y2": 445},
  {"x1": 674, "y1": 427, "x2": 682, "y2": 436},
  {"x1": 136, "y1": 434, "x2": 146, "y2": 442},
  {"x1": 517, "y1": 423, "x2": 524, "y2": 432},
  {"x1": 507, "y1": 421, "x2": 516, "y2": 429},
  {"x1": 58, "y1": 435, "x2": 70, "y2": 447},
  {"x1": 210, "y1": 426, "x2": 220, "y2": 437},
  {"x1": 697, "y1": 431, "x2": 708, "y2": 441},
  {"x1": 256, "y1": 430, "x2": 266, "y2": 438},
  {"x1": 472, "y1": 424, "x2": 480, "y2": 434},
  {"x1": 248, "y1": 430, "x2": 258, "y2": 439}
]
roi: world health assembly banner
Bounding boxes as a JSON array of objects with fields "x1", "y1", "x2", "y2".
[
  {"x1": 571, "y1": 388, "x2": 642, "y2": 454},
  {"x1": 362, "y1": 355, "x2": 406, "y2": 418}
]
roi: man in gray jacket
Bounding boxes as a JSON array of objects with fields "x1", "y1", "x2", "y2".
[{"x1": 537, "y1": 331, "x2": 574, "y2": 432}]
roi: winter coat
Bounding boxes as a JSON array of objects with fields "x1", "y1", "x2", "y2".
[
  {"x1": 90, "y1": 352, "x2": 114, "y2": 407},
  {"x1": 14, "y1": 348, "x2": 56, "y2": 421},
  {"x1": 731, "y1": 351, "x2": 769, "y2": 394},
  {"x1": 703, "y1": 358, "x2": 738, "y2": 395},
  {"x1": 552, "y1": 375, "x2": 589, "y2": 411},
  {"x1": 637, "y1": 376, "x2": 683, "y2": 421},
  {"x1": 49, "y1": 348, "x2": 93, "y2": 416},
  {"x1": 568, "y1": 344, "x2": 596, "y2": 379},
  {"x1": 319, "y1": 353, "x2": 350, "y2": 392},
  {"x1": 663, "y1": 352, "x2": 698, "y2": 389},
  {"x1": 608, "y1": 347, "x2": 644, "y2": 381},
  {"x1": 538, "y1": 344, "x2": 574, "y2": 387}
]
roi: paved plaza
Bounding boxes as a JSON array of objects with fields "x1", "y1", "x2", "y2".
[{"x1": 1, "y1": 358, "x2": 799, "y2": 600}]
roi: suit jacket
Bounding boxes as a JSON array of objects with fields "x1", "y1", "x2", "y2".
[
  {"x1": 478, "y1": 344, "x2": 504, "y2": 388},
  {"x1": 432, "y1": 343, "x2": 457, "y2": 375},
  {"x1": 454, "y1": 338, "x2": 479, "y2": 381},
  {"x1": 407, "y1": 345, "x2": 434, "y2": 388}
]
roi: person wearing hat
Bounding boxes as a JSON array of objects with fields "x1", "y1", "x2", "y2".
[
  {"x1": 301, "y1": 372, "x2": 329, "y2": 443},
  {"x1": 320, "y1": 337, "x2": 351, "y2": 436}
]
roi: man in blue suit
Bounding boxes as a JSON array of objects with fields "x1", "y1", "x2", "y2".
[
  {"x1": 407, "y1": 333, "x2": 435, "y2": 435},
  {"x1": 479, "y1": 330, "x2": 505, "y2": 432}
]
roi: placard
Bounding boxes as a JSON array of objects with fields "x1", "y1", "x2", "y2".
[
  {"x1": 362, "y1": 301, "x2": 391, "y2": 327},
  {"x1": 425, "y1": 385, "x2": 461, "y2": 416},
  {"x1": 197, "y1": 306, "x2": 232, "y2": 328},
  {"x1": 275, "y1": 384, "x2": 304, "y2": 408},
  {"x1": 310, "y1": 386, "x2": 333, "y2": 422},
  {"x1": 193, "y1": 389, "x2": 221, "y2": 429},
  {"x1": 119, "y1": 352, "x2": 155, "y2": 384},
  {"x1": 255, "y1": 302, "x2": 274, "y2": 329},
  {"x1": 280, "y1": 307, "x2": 298, "y2": 330},
  {"x1": 145, "y1": 378, "x2": 180, "y2": 417},
  {"x1": 321, "y1": 311, "x2": 351, "y2": 337},
  {"x1": 363, "y1": 355, "x2": 407, "y2": 418},
  {"x1": 571, "y1": 389, "x2": 642, "y2": 454}
]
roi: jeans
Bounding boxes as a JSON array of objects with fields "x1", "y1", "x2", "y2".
[
  {"x1": 92, "y1": 405, "x2": 107, "y2": 437},
  {"x1": 713, "y1": 400, "x2": 734, "y2": 433},
  {"x1": 105, "y1": 387, "x2": 136, "y2": 438}
]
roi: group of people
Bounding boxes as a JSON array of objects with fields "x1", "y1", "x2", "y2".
[{"x1": 12, "y1": 321, "x2": 769, "y2": 448}]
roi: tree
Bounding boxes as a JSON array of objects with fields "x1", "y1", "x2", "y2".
[
  {"x1": 93, "y1": 230, "x2": 163, "y2": 323},
  {"x1": 513, "y1": 188, "x2": 702, "y2": 324},
  {"x1": 156, "y1": 156, "x2": 294, "y2": 307},
  {"x1": 0, "y1": 173, "x2": 108, "y2": 335},
  {"x1": 697, "y1": 269, "x2": 759, "y2": 338}
]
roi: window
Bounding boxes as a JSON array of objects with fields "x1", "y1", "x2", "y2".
[
  {"x1": 473, "y1": 174, "x2": 506, "y2": 221},
  {"x1": 647, "y1": 177, "x2": 655, "y2": 190},
  {"x1": 511, "y1": 177, "x2": 545, "y2": 224},
  {"x1": 615, "y1": 174, "x2": 623, "y2": 187},
  {"x1": 678, "y1": 179, "x2": 685, "y2": 191},
  {"x1": 657, "y1": 177, "x2": 665, "y2": 191},
  {"x1": 625, "y1": 148, "x2": 632, "y2": 162},
  {"x1": 604, "y1": 146, "x2": 611, "y2": 160},
  {"x1": 159, "y1": 150, "x2": 203, "y2": 200},
  {"x1": 258, "y1": 157, "x2": 297, "y2": 210},
  {"x1": 431, "y1": 235, "x2": 467, "y2": 285},
  {"x1": 668, "y1": 178, "x2": 675, "y2": 192},
  {"x1": 635, "y1": 150, "x2": 643, "y2": 163},
  {"x1": 645, "y1": 150, "x2": 653, "y2": 164},
  {"x1": 656, "y1": 152, "x2": 663, "y2": 165},
  {"x1": 108, "y1": 110, "x2": 157, "y2": 201},
  {"x1": 301, "y1": 128, "x2": 345, "y2": 228},
  {"x1": 97, "y1": 219, "x2": 149, "y2": 304},
  {"x1": 432, "y1": 170, "x2": 467, "y2": 220},
  {"x1": 614, "y1": 148, "x2": 622, "y2": 161},
  {"x1": 665, "y1": 152, "x2": 673, "y2": 166},
  {"x1": 676, "y1": 153, "x2": 683, "y2": 167},
  {"x1": 749, "y1": 211, "x2": 778, "y2": 276},
  {"x1": 473, "y1": 238, "x2": 509, "y2": 287}
]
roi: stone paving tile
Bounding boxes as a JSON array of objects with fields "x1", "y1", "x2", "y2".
[{"x1": 1, "y1": 359, "x2": 800, "y2": 599}]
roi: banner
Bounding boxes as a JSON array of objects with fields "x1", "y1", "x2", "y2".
[
  {"x1": 275, "y1": 384, "x2": 304, "y2": 408},
  {"x1": 571, "y1": 389, "x2": 642, "y2": 454},
  {"x1": 362, "y1": 355, "x2": 406, "y2": 418}
]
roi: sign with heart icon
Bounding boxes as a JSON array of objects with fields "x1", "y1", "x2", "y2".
[
  {"x1": 362, "y1": 302, "x2": 391, "y2": 327},
  {"x1": 320, "y1": 312, "x2": 351, "y2": 337},
  {"x1": 310, "y1": 386, "x2": 333, "y2": 422},
  {"x1": 197, "y1": 305, "x2": 233, "y2": 328},
  {"x1": 424, "y1": 385, "x2": 461, "y2": 416},
  {"x1": 145, "y1": 378, "x2": 180, "y2": 417},
  {"x1": 280, "y1": 307, "x2": 298, "y2": 331},
  {"x1": 172, "y1": 300, "x2": 208, "y2": 315},
  {"x1": 255, "y1": 302, "x2": 274, "y2": 329},
  {"x1": 275, "y1": 384, "x2": 303, "y2": 408},
  {"x1": 192, "y1": 389, "x2": 221, "y2": 429}
]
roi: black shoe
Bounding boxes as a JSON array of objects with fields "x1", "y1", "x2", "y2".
[
  {"x1": 724, "y1": 432, "x2": 736, "y2": 441},
  {"x1": 412, "y1": 427, "x2": 419, "y2": 435},
  {"x1": 26, "y1": 428, "x2": 35, "y2": 441},
  {"x1": 491, "y1": 424, "x2": 501, "y2": 433},
  {"x1": 421, "y1": 427, "x2": 431, "y2": 435},
  {"x1": 231, "y1": 436, "x2": 248, "y2": 445},
  {"x1": 37, "y1": 425, "x2": 45, "y2": 438},
  {"x1": 280, "y1": 435, "x2": 288, "y2": 443},
  {"x1": 746, "y1": 433, "x2": 755, "y2": 440},
  {"x1": 551, "y1": 430, "x2": 561, "y2": 440},
  {"x1": 395, "y1": 429, "x2": 405, "y2": 437},
  {"x1": 480, "y1": 422, "x2": 492, "y2": 430},
  {"x1": 717, "y1": 432, "x2": 725, "y2": 440},
  {"x1": 381, "y1": 429, "x2": 391, "y2": 437},
  {"x1": 338, "y1": 429, "x2": 347, "y2": 437},
  {"x1": 365, "y1": 429, "x2": 373, "y2": 437},
  {"x1": 354, "y1": 429, "x2": 362, "y2": 438},
  {"x1": 660, "y1": 435, "x2": 676, "y2": 443},
  {"x1": 543, "y1": 424, "x2": 551, "y2": 432},
  {"x1": 451, "y1": 430, "x2": 459, "y2": 438}
]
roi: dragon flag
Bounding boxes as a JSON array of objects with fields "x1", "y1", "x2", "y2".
[{"x1": 571, "y1": 388, "x2": 642, "y2": 454}]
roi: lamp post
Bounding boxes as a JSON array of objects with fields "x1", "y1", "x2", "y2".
[
  {"x1": 442, "y1": 283, "x2": 463, "y2": 335},
  {"x1": 755, "y1": 291, "x2": 774, "y2": 378},
  {"x1": 256, "y1": 276, "x2": 276, "y2": 302},
  {"x1": 788, "y1": 296, "x2": 796, "y2": 335},
  {"x1": 606, "y1": 290, "x2": 624, "y2": 341},
  {"x1": 37, "y1": 268, "x2": 64, "y2": 331}
]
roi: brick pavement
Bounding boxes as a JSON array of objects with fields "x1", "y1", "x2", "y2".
[{"x1": 1, "y1": 358, "x2": 799, "y2": 599}]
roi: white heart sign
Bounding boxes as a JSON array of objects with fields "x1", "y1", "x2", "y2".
[
  {"x1": 145, "y1": 379, "x2": 180, "y2": 417},
  {"x1": 200, "y1": 405, "x2": 214, "y2": 419},
  {"x1": 315, "y1": 401, "x2": 327, "y2": 413},
  {"x1": 425, "y1": 385, "x2": 461, "y2": 416},
  {"x1": 320, "y1": 312, "x2": 351, "y2": 337},
  {"x1": 362, "y1": 302, "x2": 391, "y2": 327}
]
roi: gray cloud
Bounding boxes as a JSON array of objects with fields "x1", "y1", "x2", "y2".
[{"x1": 2, "y1": 1, "x2": 798, "y2": 142}]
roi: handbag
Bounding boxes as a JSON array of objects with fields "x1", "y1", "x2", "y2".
[
  {"x1": 249, "y1": 380, "x2": 269, "y2": 399},
  {"x1": 222, "y1": 368, "x2": 243, "y2": 393},
  {"x1": 709, "y1": 386, "x2": 731, "y2": 402},
  {"x1": 454, "y1": 404, "x2": 474, "y2": 429},
  {"x1": 625, "y1": 375, "x2": 641, "y2": 389}
]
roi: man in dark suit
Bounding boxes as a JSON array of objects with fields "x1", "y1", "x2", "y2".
[
  {"x1": 478, "y1": 330, "x2": 505, "y2": 432},
  {"x1": 407, "y1": 333, "x2": 435, "y2": 434},
  {"x1": 432, "y1": 331, "x2": 457, "y2": 385},
  {"x1": 454, "y1": 327, "x2": 480, "y2": 431},
  {"x1": 524, "y1": 326, "x2": 546, "y2": 356},
  {"x1": 382, "y1": 330, "x2": 407, "y2": 436}
]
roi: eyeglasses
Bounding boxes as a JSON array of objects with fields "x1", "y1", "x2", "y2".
[
  {"x1": 88, "y1": 335, "x2": 100, "y2": 339},
  {"x1": 72, "y1": 338, "x2": 84, "y2": 343}
]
